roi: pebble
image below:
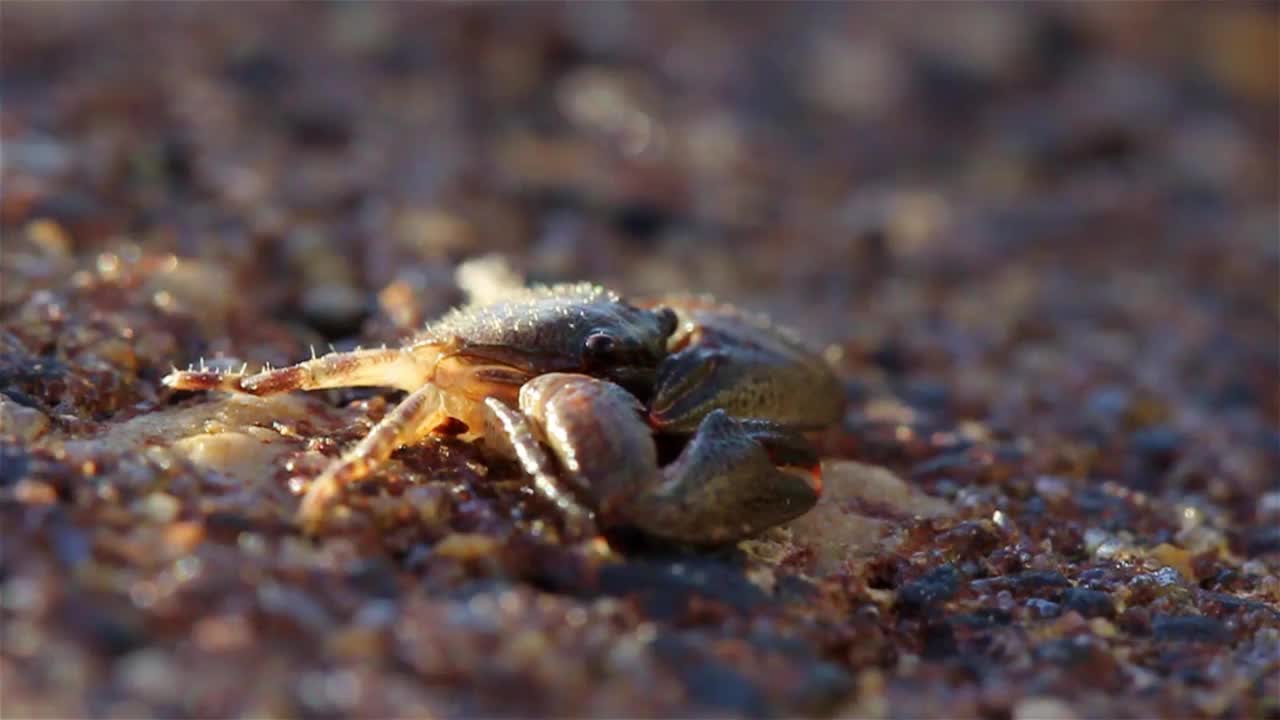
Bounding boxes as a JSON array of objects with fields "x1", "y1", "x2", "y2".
[
  {"x1": 1058, "y1": 588, "x2": 1115, "y2": 619},
  {"x1": 1152, "y1": 614, "x2": 1231, "y2": 644},
  {"x1": 898, "y1": 565, "x2": 962, "y2": 615}
]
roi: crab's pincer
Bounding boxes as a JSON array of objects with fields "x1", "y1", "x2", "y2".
[
  {"x1": 644, "y1": 296, "x2": 845, "y2": 433},
  {"x1": 493, "y1": 373, "x2": 821, "y2": 545}
]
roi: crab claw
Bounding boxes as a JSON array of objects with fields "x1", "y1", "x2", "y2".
[
  {"x1": 645, "y1": 298, "x2": 845, "y2": 433},
  {"x1": 503, "y1": 374, "x2": 820, "y2": 545},
  {"x1": 625, "y1": 409, "x2": 821, "y2": 544},
  {"x1": 737, "y1": 418, "x2": 822, "y2": 480},
  {"x1": 648, "y1": 346, "x2": 726, "y2": 432}
]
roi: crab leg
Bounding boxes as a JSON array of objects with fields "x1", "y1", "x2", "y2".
[
  {"x1": 483, "y1": 398, "x2": 597, "y2": 539},
  {"x1": 297, "y1": 383, "x2": 449, "y2": 533},
  {"x1": 164, "y1": 347, "x2": 428, "y2": 396}
]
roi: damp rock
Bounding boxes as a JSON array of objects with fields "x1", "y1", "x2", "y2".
[{"x1": 785, "y1": 460, "x2": 952, "y2": 575}]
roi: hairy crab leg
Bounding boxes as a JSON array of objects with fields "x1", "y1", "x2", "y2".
[
  {"x1": 483, "y1": 398, "x2": 597, "y2": 539},
  {"x1": 297, "y1": 383, "x2": 449, "y2": 533},
  {"x1": 163, "y1": 347, "x2": 429, "y2": 396}
]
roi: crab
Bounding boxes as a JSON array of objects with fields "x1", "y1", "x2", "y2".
[{"x1": 163, "y1": 264, "x2": 844, "y2": 542}]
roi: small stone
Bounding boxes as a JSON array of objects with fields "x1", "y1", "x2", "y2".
[
  {"x1": 1058, "y1": 588, "x2": 1114, "y2": 619},
  {"x1": 433, "y1": 533, "x2": 501, "y2": 561},
  {"x1": 897, "y1": 565, "x2": 961, "y2": 615},
  {"x1": 14, "y1": 479, "x2": 56, "y2": 505},
  {"x1": 1149, "y1": 566, "x2": 1183, "y2": 587},
  {"x1": 0, "y1": 395, "x2": 51, "y2": 442},
  {"x1": 1150, "y1": 543, "x2": 1196, "y2": 579},
  {"x1": 1152, "y1": 614, "x2": 1231, "y2": 644},
  {"x1": 786, "y1": 460, "x2": 952, "y2": 575},
  {"x1": 1026, "y1": 598, "x2": 1062, "y2": 619},
  {"x1": 1131, "y1": 425, "x2": 1182, "y2": 473},
  {"x1": 1034, "y1": 475, "x2": 1071, "y2": 501},
  {"x1": 192, "y1": 613, "x2": 254, "y2": 652},
  {"x1": 163, "y1": 522, "x2": 205, "y2": 553},
  {"x1": 1009, "y1": 570, "x2": 1071, "y2": 591},
  {"x1": 138, "y1": 493, "x2": 181, "y2": 523},
  {"x1": 117, "y1": 649, "x2": 181, "y2": 704},
  {"x1": 1244, "y1": 526, "x2": 1280, "y2": 557}
]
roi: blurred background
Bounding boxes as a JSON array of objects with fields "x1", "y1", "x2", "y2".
[
  {"x1": 2, "y1": 3, "x2": 1278, "y2": 718},
  {"x1": 5, "y1": 3, "x2": 1275, "y2": 332}
]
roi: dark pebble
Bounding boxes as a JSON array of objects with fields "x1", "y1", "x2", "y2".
[
  {"x1": 1214, "y1": 378, "x2": 1259, "y2": 410},
  {"x1": 938, "y1": 521, "x2": 1005, "y2": 557},
  {"x1": 901, "y1": 379, "x2": 950, "y2": 412},
  {"x1": 161, "y1": 135, "x2": 195, "y2": 190},
  {"x1": 1075, "y1": 486, "x2": 1129, "y2": 523},
  {"x1": 1026, "y1": 598, "x2": 1062, "y2": 619},
  {"x1": 1085, "y1": 386, "x2": 1131, "y2": 420},
  {"x1": 0, "y1": 442, "x2": 30, "y2": 486},
  {"x1": 225, "y1": 47, "x2": 291, "y2": 95},
  {"x1": 913, "y1": 55, "x2": 991, "y2": 120},
  {"x1": 63, "y1": 601, "x2": 146, "y2": 658},
  {"x1": 971, "y1": 570, "x2": 1069, "y2": 594},
  {"x1": 1032, "y1": 11, "x2": 1088, "y2": 81},
  {"x1": 1058, "y1": 587, "x2": 1115, "y2": 618},
  {"x1": 897, "y1": 564, "x2": 961, "y2": 615},
  {"x1": 775, "y1": 574, "x2": 820, "y2": 603},
  {"x1": 842, "y1": 379, "x2": 870, "y2": 405},
  {"x1": 28, "y1": 191, "x2": 103, "y2": 228},
  {"x1": 1152, "y1": 614, "x2": 1231, "y2": 644},
  {"x1": 911, "y1": 452, "x2": 972, "y2": 479},
  {"x1": 1077, "y1": 567, "x2": 1109, "y2": 584},
  {"x1": 202, "y1": 511, "x2": 259, "y2": 541},
  {"x1": 597, "y1": 558, "x2": 768, "y2": 618},
  {"x1": 1025, "y1": 495, "x2": 1047, "y2": 515},
  {"x1": 1244, "y1": 526, "x2": 1280, "y2": 557},
  {"x1": 1131, "y1": 426, "x2": 1182, "y2": 465},
  {"x1": 787, "y1": 662, "x2": 854, "y2": 716},
  {"x1": 1010, "y1": 570, "x2": 1072, "y2": 591},
  {"x1": 376, "y1": 40, "x2": 433, "y2": 76},
  {"x1": 684, "y1": 662, "x2": 771, "y2": 718},
  {"x1": 2, "y1": 387, "x2": 45, "y2": 410},
  {"x1": 50, "y1": 514, "x2": 92, "y2": 568},
  {"x1": 1034, "y1": 636, "x2": 1098, "y2": 666},
  {"x1": 1057, "y1": 125, "x2": 1140, "y2": 171},
  {"x1": 286, "y1": 105, "x2": 354, "y2": 149},
  {"x1": 921, "y1": 619, "x2": 958, "y2": 659},
  {"x1": 347, "y1": 558, "x2": 399, "y2": 600},
  {"x1": 653, "y1": 635, "x2": 772, "y2": 718},
  {"x1": 871, "y1": 342, "x2": 909, "y2": 374},
  {"x1": 1197, "y1": 591, "x2": 1278, "y2": 618},
  {"x1": 952, "y1": 607, "x2": 1013, "y2": 628},
  {"x1": 994, "y1": 443, "x2": 1028, "y2": 464}
]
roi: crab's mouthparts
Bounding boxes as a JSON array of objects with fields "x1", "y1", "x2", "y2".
[{"x1": 602, "y1": 366, "x2": 657, "y2": 397}]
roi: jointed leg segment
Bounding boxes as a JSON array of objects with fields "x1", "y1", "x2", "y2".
[
  {"x1": 483, "y1": 397, "x2": 597, "y2": 539},
  {"x1": 164, "y1": 348, "x2": 427, "y2": 396},
  {"x1": 297, "y1": 384, "x2": 448, "y2": 533}
]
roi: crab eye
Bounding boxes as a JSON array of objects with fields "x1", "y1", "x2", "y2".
[
  {"x1": 584, "y1": 333, "x2": 616, "y2": 358},
  {"x1": 655, "y1": 307, "x2": 678, "y2": 338}
]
